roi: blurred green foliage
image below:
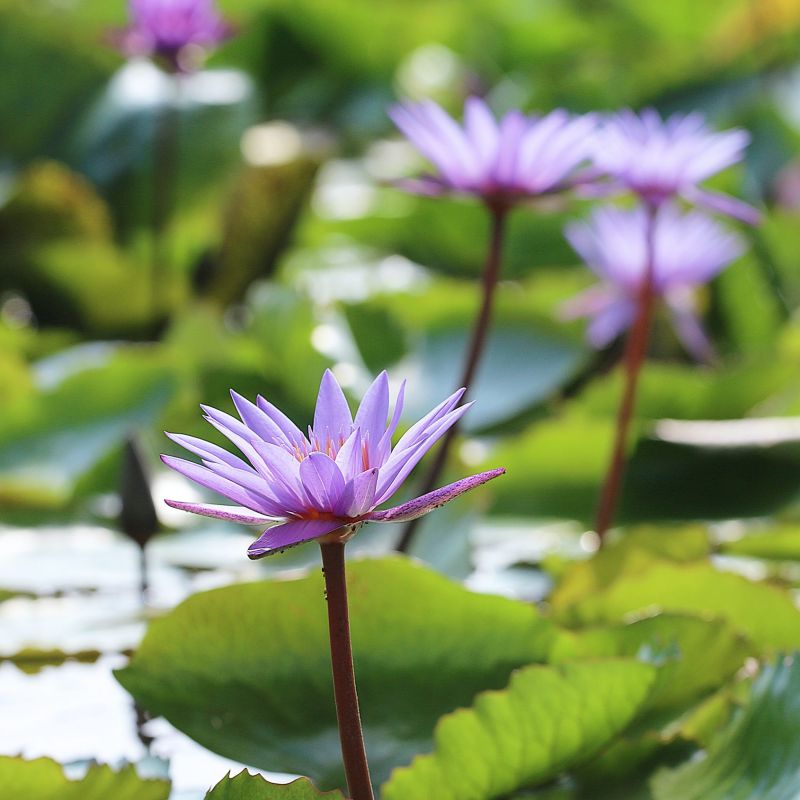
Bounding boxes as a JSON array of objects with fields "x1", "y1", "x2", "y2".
[{"x1": 3, "y1": 0, "x2": 800, "y2": 797}]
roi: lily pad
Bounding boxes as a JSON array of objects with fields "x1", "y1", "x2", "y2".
[
  {"x1": 551, "y1": 614, "x2": 750, "y2": 715},
  {"x1": 116, "y1": 556, "x2": 556, "y2": 789},
  {"x1": 206, "y1": 772, "x2": 346, "y2": 799},
  {"x1": 558, "y1": 560, "x2": 800, "y2": 652},
  {"x1": 0, "y1": 756, "x2": 169, "y2": 800},
  {"x1": 381, "y1": 659, "x2": 656, "y2": 800},
  {"x1": 651, "y1": 655, "x2": 800, "y2": 799}
]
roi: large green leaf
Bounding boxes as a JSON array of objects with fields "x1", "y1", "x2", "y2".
[
  {"x1": 651, "y1": 655, "x2": 800, "y2": 800},
  {"x1": 0, "y1": 756, "x2": 169, "y2": 800},
  {"x1": 488, "y1": 412, "x2": 800, "y2": 523},
  {"x1": 721, "y1": 524, "x2": 800, "y2": 561},
  {"x1": 405, "y1": 326, "x2": 583, "y2": 432},
  {"x1": 381, "y1": 659, "x2": 656, "y2": 800},
  {"x1": 558, "y1": 561, "x2": 800, "y2": 652},
  {"x1": 205, "y1": 772, "x2": 345, "y2": 799},
  {"x1": 116, "y1": 556, "x2": 556, "y2": 789},
  {"x1": 550, "y1": 526, "x2": 710, "y2": 612},
  {"x1": 0, "y1": 348, "x2": 175, "y2": 510},
  {"x1": 551, "y1": 614, "x2": 750, "y2": 715}
]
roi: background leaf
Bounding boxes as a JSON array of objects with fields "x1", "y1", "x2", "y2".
[
  {"x1": 651, "y1": 655, "x2": 800, "y2": 800},
  {"x1": 205, "y1": 772, "x2": 346, "y2": 799},
  {"x1": 0, "y1": 756, "x2": 169, "y2": 800}
]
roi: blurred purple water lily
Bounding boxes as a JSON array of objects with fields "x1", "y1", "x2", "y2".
[
  {"x1": 115, "y1": 0, "x2": 232, "y2": 72},
  {"x1": 561, "y1": 204, "x2": 744, "y2": 361},
  {"x1": 592, "y1": 108, "x2": 759, "y2": 224},
  {"x1": 389, "y1": 96, "x2": 596, "y2": 209},
  {"x1": 163, "y1": 370, "x2": 504, "y2": 557}
]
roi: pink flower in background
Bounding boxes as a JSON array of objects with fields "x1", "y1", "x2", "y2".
[
  {"x1": 593, "y1": 108, "x2": 759, "y2": 224},
  {"x1": 115, "y1": 0, "x2": 232, "y2": 71},
  {"x1": 389, "y1": 97, "x2": 596, "y2": 209},
  {"x1": 561, "y1": 204, "x2": 744, "y2": 360},
  {"x1": 162, "y1": 370, "x2": 504, "y2": 558}
]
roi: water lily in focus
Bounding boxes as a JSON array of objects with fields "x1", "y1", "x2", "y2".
[
  {"x1": 562, "y1": 203, "x2": 744, "y2": 361},
  {"x1": 592, "y1": 108, "x2": 759, "y2": 223},
  {"x1": 389, "y1": 96, "x2": 596, "y2": 210},
  {"x1": 162, "y1": 370, "x2": 504, "y2": 558},
  {"x1": 114, "y1": 0, "x2": 233, "y2": 72}
]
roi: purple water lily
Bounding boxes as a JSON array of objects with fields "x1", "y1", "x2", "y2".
[
  {"x1": 389, "y1": 96, "x2": 596, "y2": 209},
  {"x1": 592, "y1": 108, "x2": 759, "y2": 224},
  {"x1": 162, "y1": 370, "x2": 504, "y2": 558},
  {"x1": 561, "y1": 204, "x2": 744, "y2": 361},
  {"x1": 115, "y1": 0, "x2": 232, "y2": 71}
]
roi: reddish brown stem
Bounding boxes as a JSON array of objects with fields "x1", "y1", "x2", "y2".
[
  {"x1": 151, "y1": 79, "x2": 180, "y2": 316},
  {"x1": 319, "y1": 541, "x2": 374, "y2": 800},
  {"x1": 593, "y1": 208, "x2": 658, "y2": 544},
  {"x1": 396, "y1": 206, "x2": 509, "y2": 553}
]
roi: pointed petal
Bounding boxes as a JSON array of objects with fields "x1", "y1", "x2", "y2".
[
  {"x1": 354, "y1": 371, "x2": 390, "y2": 464},
  {"x1": 256, "y1": 395, "x2": 306, "y2": 446},
  {"x1": 368, "y1": 468, "x2": 505, "y2": 522},
  {"x1": 665, "y1": 291, "x2": 716, "y2": 363},
  {"x1": 165, "y1": 432, "x2": 255, "y2": 473},
  {"x1": 247, "y1": 439, "x2": 308, "y2": 510},
  {"x1": 493, "y1": 110, "x2": 528, "y2": 185},
  {"x1": 248, "y1": 518, "x2": 346, "y2": 559},
  {"x1": 299, "y1": 452, "x2": 346, "y2": 512},
  {"x1": 585, "y1": 296, "x2": 636, "y2": 349},
  {"x1": 164, "y1": 500, "x2": 276, "y2": 525},
  {"x1": 377, "y1": 380, "x2": 406, "y2": 464},
  {"x1": 681, "y1": 186, "x2": 761, "y2": 225},
  {"x1": 463, "y1": 96, "x2": 499, "y2": 171},
  {"x1": 231, "y1": 390, "x2": 292, "y2": 447},
  {"x1": 202, "y1": 415, "x2": 273, "y2": 477},
  {"x1": 375, "y1": 403, "x2": 472, "y2": 504},
  {"x1": 201, "y1": 404, "x2": 260, "y2": 446},
  {"x1": 203, "y1": 460, "x2": 285, "y2": 508},
  {"x1": 160, "y1": 455, "x2": 280, "y2": 516},
  {"x1": 335, "y1": 427, "x2": 363, "y2": 480},
  {"x1": 393, "y1": 387, "x2": 466, "y2": 452},
  {"x1": 346, "y1": 468, "x2": 380, "y2": 517},
  {"x1": 313, "y1": 369, "x2": 353, "y2": 442}
]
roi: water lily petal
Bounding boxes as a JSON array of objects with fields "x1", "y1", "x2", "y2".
[
  {"x1": 313, "y1": 369, "x2": 353, "y2": 442},
  {"x1": 164, "y1": 500, "x2": 277, "y2": 525},
  {"x1": 248, "y1": 518, "x2": 346, "y2": 559},
  {"x1": 369, "y1": 468, "x2": 505, "y2": 522}
]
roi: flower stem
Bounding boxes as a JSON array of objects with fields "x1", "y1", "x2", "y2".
[
  {"x1": 319, "y1": 541, "x2": 374, "y2": 800},
  {"x1": 396, "y1": 205, "x2": 509, "y2": 553},
  {"x1": 151, "y1": 78, "x2": 180, "y2": 318},
  {"x1": 593, "y1": 207, "x2": 658, "y2": 544}
]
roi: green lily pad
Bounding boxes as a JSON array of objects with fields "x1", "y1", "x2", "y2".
[
  {"x1": 551, "y1": 614, "x2": 750, "y2": 715},
  {"x1": 205, "y1": 772, "x2": 346, "y2": 799},
  {"x1": 558, "y1": 561, "x2": 800, "y2": 652},
  {"x1": 116, "y1": 556, "x2": 557, "y2": 790},
  {"x1": 0, "y1": 349, "x2": 175, "y2": 510},
  {"x1": 381, "y1": 659, "x2": 656, "y2": 800},
  {"x1": 651, "y1": 655, "x2": 800, "y2": 799},
  {"x1": 721, "y1": 524, "x2": 800, "y2": 561},
  {"x1": 0, "y1": 756, "x2": 169, "y2": 800},
  {"x1": 550, "y1": 526, "x2": 710, "y2": 612},
  {"x1": 488, "y1": 412, "x2": 800, "y2": 523}
]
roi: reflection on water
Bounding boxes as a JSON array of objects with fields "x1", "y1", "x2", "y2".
[{"x1": 0, "y1": 522, "x2": 293, "y2": 798}]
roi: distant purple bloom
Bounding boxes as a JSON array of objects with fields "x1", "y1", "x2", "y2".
[
  {"x1": 115, "y1": 0, "x2": 232, "y2": 72},
  {"x1": 389, "y1": 97, "x2": 596, "y2": 209},
  {"x1": 163, "y1": 370, "x2": 504, "y2": 557},
  {"x1": 592, "y1": 108, "x2": 759, "y2": 224},
  {"x1": 561, "y1": 204, "x2": 744, "y2": 360}
]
